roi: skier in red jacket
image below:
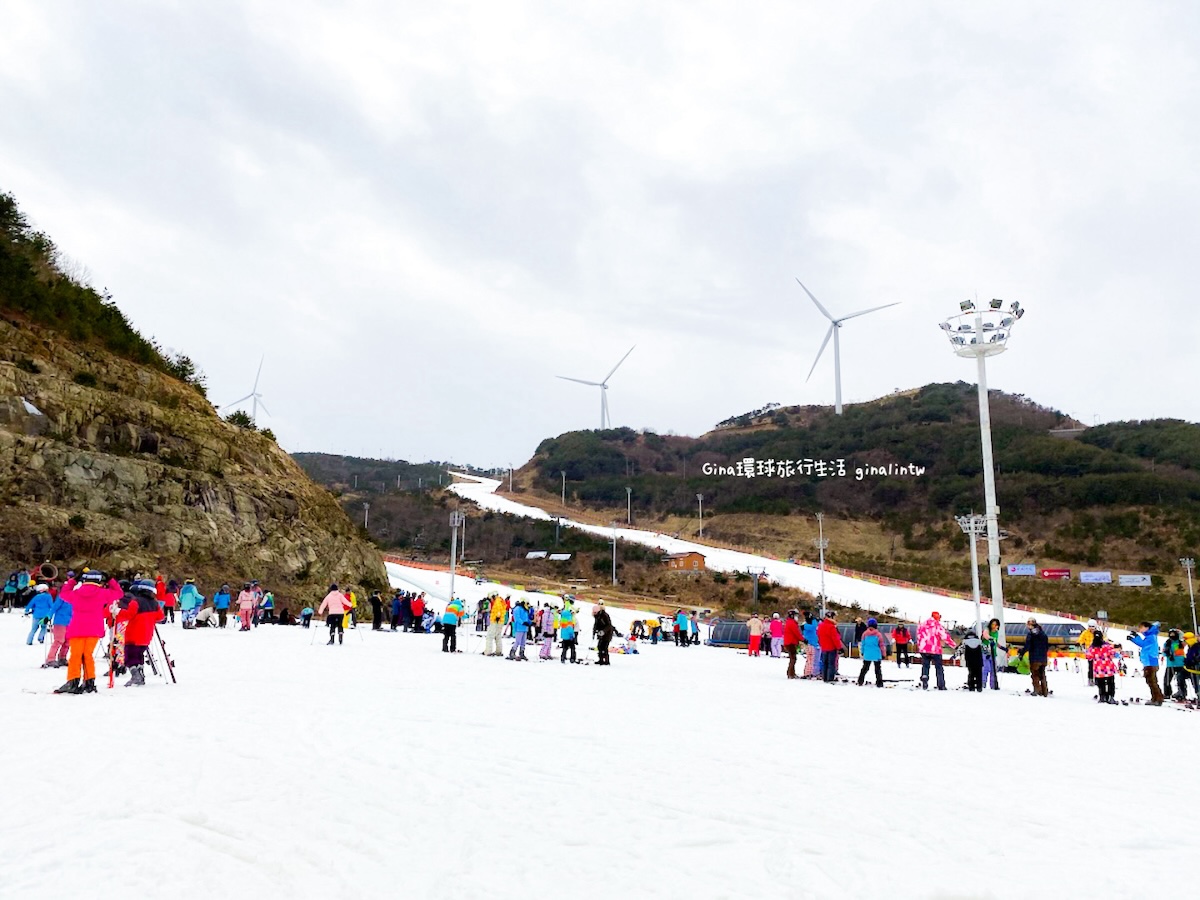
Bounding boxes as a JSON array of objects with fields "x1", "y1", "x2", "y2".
[
  {"x1": 115, "y1": 581, "x2": 165, "y2": 686},
  {"x1": 783, "y1": 610, "x2": 803, "y2": 679},
  {"x1": 816, "y1": 612, "x2": 844, "y2": 683}
]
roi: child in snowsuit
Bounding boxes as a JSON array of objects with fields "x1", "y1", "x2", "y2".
[
  {"x1": 115, "y1": 582, "x2": 164, "y2": 686},
  {"x1": 856, "y1": 619, "x2": 889, "y2": 687},
  {"x1": 24, "y1": 584, "x2": 53, "y2": 645},
  {"x1": 1087, "y1": 633, "x2": 1119, "y2": 704},
  {"x1": 960, "y1": 629, "x2": 984, "y2": 692}
]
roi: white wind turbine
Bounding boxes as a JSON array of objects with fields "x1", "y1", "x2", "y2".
[
  {"x1": 556, "y1": 345, "x2": 635, "y2": 430},
  {"x1": 224, "y1": 355, "x2": 270, "y2": 425},
  {"x1": 797, "y1": 278, "x2": 899, "y2": 415}
]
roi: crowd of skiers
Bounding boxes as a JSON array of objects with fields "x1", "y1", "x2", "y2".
[{"x1": 428, "y1": 593, "x2": 622, "y2": 665}]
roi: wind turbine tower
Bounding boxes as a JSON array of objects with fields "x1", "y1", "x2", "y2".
[
  {"x1": 225, "y1": 355, "x2": 271, "y2": 425},
  {"x1": 797, "y1": 278, "x2": 899, "y2": 414},
  {"x1": 556, "y1": 345, "x2": 635, "y2": 430}
]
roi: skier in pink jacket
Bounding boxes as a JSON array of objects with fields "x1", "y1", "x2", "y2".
[
  {"x1": 236, "y1": 584, "x2": 257, "y2": 632},
  {"x1": 917, "y1": 612, "x2": 956, "y2": 690},
  {"x1": 317, "y1": 585, "x2": 352, "y2": 645}
]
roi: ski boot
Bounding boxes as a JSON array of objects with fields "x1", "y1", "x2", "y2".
[
  {"x1": 81, "y1": 678, "x2": 97, "y2": 693},
  {"x1": 338, "y1": 633, "x2": 343, "y2": 644},
  {"x1": 53, "y1": 679, "x2": 82, "y2": 694},
  {"x1": 124, "y1": 666, "x2": 145, "y2": 687},
  {"x1": 327, "y1": 636, "x2": 335, "y2": 645}
]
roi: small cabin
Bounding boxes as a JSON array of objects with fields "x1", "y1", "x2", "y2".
[{"x1": 663, "y1": 551, "x2": 706, "y2": 572}]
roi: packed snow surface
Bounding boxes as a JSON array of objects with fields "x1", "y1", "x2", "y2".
[{"x1": 3, "y1": 608, "x2": 1193, "y2": 900}]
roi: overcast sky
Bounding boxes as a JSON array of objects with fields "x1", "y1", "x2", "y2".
[{"x1": 3, "y1": 1, "x2": 1198, "y2": 467}]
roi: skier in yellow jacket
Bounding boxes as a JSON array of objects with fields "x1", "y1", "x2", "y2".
[{"x1": 485, "y1": 594, "x2": 507, "y2": 657}]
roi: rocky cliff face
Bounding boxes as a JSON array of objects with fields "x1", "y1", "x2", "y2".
[{"x1": 0, "y1": 315, "x2": 386, "y2": 600}]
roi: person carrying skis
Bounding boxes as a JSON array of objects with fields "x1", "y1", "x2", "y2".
[
  {"x1": 747, "y1": 613, "x2": 764, "y2": 657},
  {"x1": 24, "y1": 583, "x2": 53, "y2": 645},
  {"x1": 115, "y1": 581, "x2": 164, "y2": 686},
  {"x1": 592, "y1": 601, "x2": 615, "y2": 665},
  {"x1": 783, "y1": 610, "x2": 802, "y2": 679},
  {"x1": 1128, "y1": 622, "x2": 1165, "y2": 705},
  {"x1": 54, "y1": 571, "x2": 123, "y2": 694},
  {"x1": 317, "y1": 584, "x2": 351, "y2": 645},
  {"x1": 817, "y1": 611, "x2": 843, "y2": 683},
  {"x1": 892, "y1": 623, "x2": 912, "y2": 668},
  {"x1": 557, "y1": 600, "x2": 578, "y2": 664},
  {"x1": 768, "y1": 613, "x2": 784, "y2": 658},
  {"x1": 855, "y1": 618, "x2": 889, "y2": 687},
  {"x1": 1025, "y1": 619, "x2": 1051, "y2": 697},
  {"x1": 509, "y1": 601, "x2": 532, "y2": 660},
  {"x1": 1087, "y1": 631, "x2": 1119, "y2": 704},
  {"x1": 916, "y1": 612, "x2": 955, "y2": 691}
]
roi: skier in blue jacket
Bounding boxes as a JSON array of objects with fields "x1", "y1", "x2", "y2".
[
  {"x1": 856, "y1": 618, "x2": 889, "y2": 687},
  {"x1": 675, "y1": 610, "x2": 689, "y2": 648},
  {"x1": 212, "y1": 584, "x2": 231, "y2": 628},
  {"x1": 802, "y1": 614, "x2": 821, "y2": 678},
  {"x1": 179, "y1": 580, "x2": 204, "y2": 629},
  {"x1": 1128, "y1": 622, "x2": 1164, "y2": 705},
  {"x1": 508, "y1": 602, "x2": 531, "y2": 660},
  {"x1": 24, "y1": 584, "x2": 54, "y2": 644}
]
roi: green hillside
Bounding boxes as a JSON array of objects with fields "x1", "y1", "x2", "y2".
[{"x1": 518, "y1": 384, "x2": 1200, "y2": 624}]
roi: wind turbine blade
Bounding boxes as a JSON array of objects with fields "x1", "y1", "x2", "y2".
[
  {"x1": 837, "y1": 302, "x2": 901, "y2": 322},
  {"x1": 601, "y1": 345, "x2": 636, "y2": 385},
  {"x1": 224, "y1": 393, "x2": 254, "y2": 408},
  {"x1": 256, "y1": 398, "x2": 271, "y2": 417},
  {"x1": 252, "y1": 354, "x2": 265, "y2": 392},
  {"x1": 805, "y1": 325, "x2": 834, "y2": 382},
  {"x1": 556, "y1": 376, "x2": 603, "y2": 387},
  {"x1": 796, "y1": 278, "x2": 834, "y2": 321}
]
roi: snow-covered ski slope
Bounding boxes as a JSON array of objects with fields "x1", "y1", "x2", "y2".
[
  {"x1": 448, "y1": 474, "x2": 1075, "y2": 627},
  {"x1": 3, "y1": 610, "x2": 1192, "y2": 900}
]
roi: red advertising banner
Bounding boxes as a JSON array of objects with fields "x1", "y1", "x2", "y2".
[{"x1": 1039, "y1": 568, "x2": 1072, "y2": 581}]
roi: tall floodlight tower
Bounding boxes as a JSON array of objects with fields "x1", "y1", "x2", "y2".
[{"x1": 939, "y1": 299, "x2": 1026, "y2": 637}]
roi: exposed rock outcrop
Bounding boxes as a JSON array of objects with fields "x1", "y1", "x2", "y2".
[{"x1": 0, "y1": 315, "x2": 386, "y2": 599}]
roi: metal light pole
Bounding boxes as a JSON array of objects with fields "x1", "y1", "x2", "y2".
[
  {"x1": 561, "y1": 471, "x2": 566, "y2": 507},
  {"x1": 1182, "y1": 558, "x2": 1197, "y2": 634},
  {"x1": 813, "y1": 512, "x2": 829, "y2": 618},
  {"x1": 448, "y1": 510, "x2": 465, "y2": 608},
  {"x1": 697, "y1": 493, "x2": 704, "y2": 539},
  {"x1": 626, "y1": 486, "x2": 632, "y2": 525},
  {"x1": 554, "y1": 515, "x2": 561, "y2": 547},
  {"x1": 956, "y1": 514, "x2": 988, "y2": 635},
  {"x1": 508, "y1": 467, "x2": 513, "y2": 492},
  {"x1": 611, "y1": 522, "x2": 618, "y2": 586},
  {"x1": 363, "y1": 502, "x2": 370, "y2": 528},
  {"x1": 940, "y1": 298, "x2": 1025, "y2": 637}
]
